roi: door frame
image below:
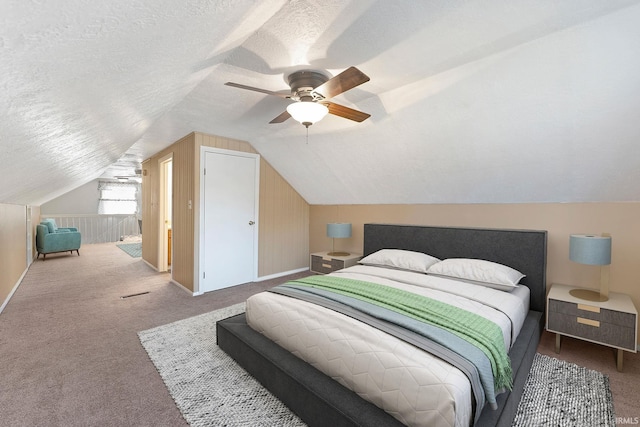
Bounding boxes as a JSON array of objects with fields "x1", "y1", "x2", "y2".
[
  {"x1": 197, "y1": 146, "x2": 260, "y2": 293},
  {"x1": 158, "y1": 153, "x2": 173, "y2": 273}
]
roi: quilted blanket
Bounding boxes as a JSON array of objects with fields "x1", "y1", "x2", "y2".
[
  {"x1": 271, "y1": 275, "x2": 513, "y2": 421},
  {"x1": 247, "y1": 268, "x2": 528, "y2": 426}
]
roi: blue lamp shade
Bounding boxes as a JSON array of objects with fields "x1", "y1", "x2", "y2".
[
  {"x1": 327, "y1": 223, "x2": 352, "y2": 238},
  {"x1": 569, "y1": 234, "x2": 611, "y2": 266}
]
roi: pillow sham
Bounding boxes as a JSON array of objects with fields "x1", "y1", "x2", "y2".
[
  {"x1": 426, "y1": 258, "x2": 525, "y2": 291},
  {"x1": 359, "y1": 249, "x2": 440, "y2": 273}
]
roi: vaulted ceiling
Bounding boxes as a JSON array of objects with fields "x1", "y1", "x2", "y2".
[{"x1": 2, "y1": 0, "x2": 640, "y2": 206}]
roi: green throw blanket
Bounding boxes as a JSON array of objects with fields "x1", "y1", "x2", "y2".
[{"x1": 288, "y1": 275, "x2": 513, "y2": 391}]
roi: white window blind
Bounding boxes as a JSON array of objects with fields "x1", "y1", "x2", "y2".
[{"x1": 98, "y1": 181, "x2": 138, "y2": 215}]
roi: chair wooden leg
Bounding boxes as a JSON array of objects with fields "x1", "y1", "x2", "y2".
[{"x1": 77, "y1": 250, "x2": 80, "y2": 256}]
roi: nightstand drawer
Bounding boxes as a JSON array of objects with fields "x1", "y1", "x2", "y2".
[
  {"x1": 549, "y1": 299, "x2": 636, "y2": 328},
  {"x1": 310, "y1": 252, "x2": 362, "y2": 274},
  {"x1": 548, "y1": 311, "x2": 636, "y2": 351},
  {"x1": 547, "y1": 283, "x2": 638, "y2": 371},
  {"x1": 311, "y1": 255, "x2": 344, "y2": 274}
]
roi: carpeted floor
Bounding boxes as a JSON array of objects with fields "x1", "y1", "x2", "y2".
[
  {"x1": 0, "y1": 241, "x2": 310, "y2": 426},
  {"x1": 1, "y1": 241, "x2": 638, "y2": 426},
  {"x1": 140, "y1": 307, "x2": 615, "y2": 427},
  {"x1": 139, "y1": 303, "x2": 305, "y2": 427}
]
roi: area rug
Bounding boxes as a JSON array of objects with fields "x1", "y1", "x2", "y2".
[
  {"x1": 116, "y1": 242, "x2": 142, "y2": 257},
  {"x1": 139, "y1": 306, "x2": 615, "y2": 427},
  {"x1": 512, "y1": 353, "x2": 615, "y2": 426},
  {"x1": 138, "y1": 303, "x2": 305, "y2": 427}
]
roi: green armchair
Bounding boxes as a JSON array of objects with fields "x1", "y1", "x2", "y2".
[{"x1": 36, "y1": 219, "x2": 81, "y2": 260}]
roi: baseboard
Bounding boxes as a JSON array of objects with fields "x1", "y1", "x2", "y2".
[
  {"x1": 170, "y1": 279, "x2": 199, "y2": 296},
  {"x1": 0, "y1": 266, "x2": 29, "y2": 314},
  {"x1": 142, "y1": 259, "x2": 159, "y2": 272},
  {"x1": 255, "y1": 267, "x2": 309, "y2": 282}
]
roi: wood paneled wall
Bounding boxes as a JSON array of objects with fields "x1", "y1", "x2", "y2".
[
  {"x1": 142, "y1": 133, "x2": 195, "y2": 290},
  {"x1": 258, "y1": 160, "x2": 309, "y2": 276},
  {"x1": 141, "y1": 156, "x2": 157, "y2": 267},
  {"x1": 310, "y1": 202, "x2": 640, "y2": 344},
  {"x1": 0, "y1": 203, "x2": 27, "y2": 310},
  {"x1": 142, "y1": 132, "x2": 309, "y2": 293},
  {"x1": 195, "y1": 133, "x2": 309, "y2": 277},
  {"x1": 30, "y1": 206, "x2": 40, "y2": 262}
]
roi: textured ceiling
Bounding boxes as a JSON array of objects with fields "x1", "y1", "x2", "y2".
[{"x1": 2, "y1": 0, "x2": 640, "y2": 206}]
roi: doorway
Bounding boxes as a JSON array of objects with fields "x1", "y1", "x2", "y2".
[
  {"x1": 158, "y1": 154, "x2": 172, "y2": 272},
  {"x1": 199, "y1": 147, "x2": 259, "y2": 292}
]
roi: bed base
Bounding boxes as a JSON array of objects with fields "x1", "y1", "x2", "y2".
[
  {"x1": 217, "y1": 310, "x2": 542, "y2": 427},
  {"x1": 217, "y1": 224, "x2": 547, "y2": 426}
]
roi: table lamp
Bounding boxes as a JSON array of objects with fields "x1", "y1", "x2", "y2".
[
  {"x1": 327, "y1": 223, "x2": 351, "y2": 256},
  {"x1": 569, "y1": 234, "x2": 612, "y2": 302}
]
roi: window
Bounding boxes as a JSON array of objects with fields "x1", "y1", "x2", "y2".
[{"x1": 98, "y1": 181, "x2": 138, "y2": 215}]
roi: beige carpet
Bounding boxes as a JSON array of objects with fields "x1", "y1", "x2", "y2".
[
  {"x1": 0, "y1": 242, "x2": 309, "y2": 426},
  {"x1": 1, "y1": 241, "x2": 638, "y2": 426}
]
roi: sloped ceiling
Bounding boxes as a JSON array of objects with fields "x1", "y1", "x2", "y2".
[{"x1": 2, "y1": 0, "x2": 640, "y2": 206}]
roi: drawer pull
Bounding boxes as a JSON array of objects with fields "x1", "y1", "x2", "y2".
[
  {"x1": 322, "y1": 263, "x2": 332, "y2": 268},
  {"x1": 578, "y1": 304, "x2": 600, "y2": 313},
  {"x1": 577, "y1": 317, "x2": 600, "y2": 327}
]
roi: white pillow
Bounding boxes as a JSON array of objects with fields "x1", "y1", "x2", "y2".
[
  {"x1": 359, "y1": 249, "x2": 440, "y2": 273},
  {"x1": 427, "y1": 258, "x2": 525, "y2": 291}
]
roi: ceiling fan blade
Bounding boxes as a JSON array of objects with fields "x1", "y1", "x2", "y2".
[
  {"x1": 325, "y1": 102, "x2": 371, "y2": 122},
  {"x1": 312, "y1": 67, "x2": 370, "y2": 99},
  {"x1": 224, "y1": 82, "x2": 291, "y2": 98},
  {"x1": 269, "y1": 110, "x2": 291, "y2": 124}
]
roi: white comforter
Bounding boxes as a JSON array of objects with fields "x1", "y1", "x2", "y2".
[{"x1": 246, "y1": 265, "x2": 529, "y2": 427}]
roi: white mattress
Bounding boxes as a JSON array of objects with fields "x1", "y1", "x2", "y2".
[{"x1": 245, "y1": 265, "x2": 530, "y2": 427}]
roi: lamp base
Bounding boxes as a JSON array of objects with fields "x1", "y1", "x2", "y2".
[
  {"x1": 327, "y1": 251, "x2": 350, "y2": 257},
  {"x1": 569, "y1": 288, "x2": 609, "y2": 302}
]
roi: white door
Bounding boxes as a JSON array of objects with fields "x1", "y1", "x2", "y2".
[{"x1": 200, "y1": 149, "x2": 259, "y2": 292}]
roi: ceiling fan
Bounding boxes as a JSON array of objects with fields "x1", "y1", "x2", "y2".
[
  {"x1": 225, "y1": 66, "x2": 371, "y2": 128},
  {"x1": 114, "y1": 168, "x2": 143, "y2": 182}
]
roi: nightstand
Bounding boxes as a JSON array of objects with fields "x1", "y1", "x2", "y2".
[
  {"x1": 547, "y1": 283, "x2": 638, "y2": 371},
  {"x1": 310, "y1": 251, "x2": 362, "y2": 274}
]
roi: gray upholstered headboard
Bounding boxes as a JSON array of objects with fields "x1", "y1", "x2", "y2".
[{"x1": 363, "y1": 224, "x2": 548, "y2": 313}]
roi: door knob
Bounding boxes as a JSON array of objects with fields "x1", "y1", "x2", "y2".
[{"x1": 249, "y1": 221, "x2": 255, "y2": 225}]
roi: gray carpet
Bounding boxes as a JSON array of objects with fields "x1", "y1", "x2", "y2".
[
  {"x1": 116, "y1": 242, "x2": 142, "y2": 257},
  {"x1": 139, "y1": 307, "x2": 615, "y2": 427}
]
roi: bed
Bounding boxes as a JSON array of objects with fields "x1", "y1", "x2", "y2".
[{"x1": 217, "y1": 224, "x2": 547, "y2": 426}]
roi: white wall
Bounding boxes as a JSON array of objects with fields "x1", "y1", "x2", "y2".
[
  {"x1": 40, "y1": 179, "x2": 142, "y2": 243},
  {"x1": 41, "y1": 180, "x2": 100, "y2": 214},
  {"x1": 41, "y1": 179, "x2": 143, "y2": 216}
]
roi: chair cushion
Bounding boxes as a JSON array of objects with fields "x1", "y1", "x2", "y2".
[{"x1": 41, "y1": 219, "x2": 57, "y2": 233}]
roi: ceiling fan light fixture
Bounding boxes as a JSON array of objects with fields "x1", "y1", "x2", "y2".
[{"x1": 286, "y1": 101, "x2": 328, "y2": 128}]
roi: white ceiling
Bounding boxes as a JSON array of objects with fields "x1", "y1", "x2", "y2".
[{"x1": 2, "y1": 0, "x2": 640, "y2": 206}]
